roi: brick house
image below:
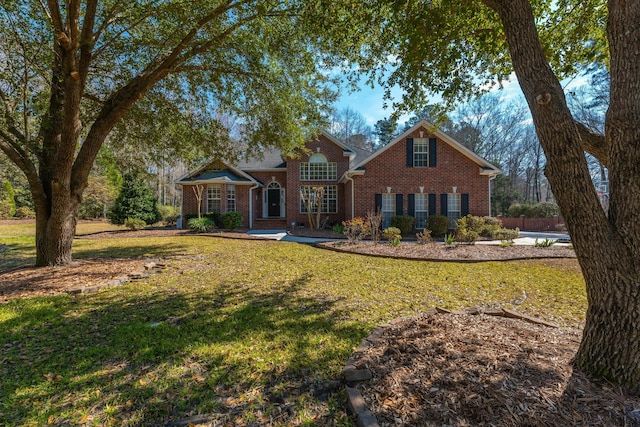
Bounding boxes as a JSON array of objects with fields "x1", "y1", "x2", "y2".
[{"x1": 177, "y1": 120, "x2": 501, "y2": 230}]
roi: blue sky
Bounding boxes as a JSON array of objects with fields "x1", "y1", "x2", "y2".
[{"x1": 333, "y1": 73, "x2": 591, "y2": 127}]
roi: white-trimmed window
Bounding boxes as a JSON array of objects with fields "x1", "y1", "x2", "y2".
[
  {"x1": 414, "y1": 193, "x2": 428, "y2": 229},
  {"x1": 207, "y1": 184, "x2": 222, "y2": 213},
  {"x1": 300, "y1": 185, "x2": 338, "y2": 213},
  {"x1": 413, "y1": 138, "x2": 428, "y2": 167},
  {"x1": 447, "y1": 193, "x2": 461, "y2": 228},
  {"x1": 382, "y1": 193, "x2": 395, "y2": 228},
  {"x1": 226, "y1": 185, "x2": 236, "y2": 212},
  {"x1": 300, "y1": 153, "x2": 337, "y2": 181}
]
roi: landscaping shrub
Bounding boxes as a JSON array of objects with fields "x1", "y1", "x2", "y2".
[
  {"x1": 444, "y1": 233, "x2": 456, "y2": 245},
  {"x1": 382, "y1": 227, "x2": 402, "y2": 246},
  {"x1": 342, "y1": 217, "x2": 370, "y2": 243},
  {"x1": 534, "y1": 237, "x2": 557, "y2": 247},
  {"x1": 456, "y1": 215, "x2": 502, "y2": 238},
  {"x1": 456, "y1": 229, "x2": 479, "y2": 244},
  {"x1": 390, "y1": 214, "x2": 415, "y2": 235},
  {"x1": 124, "y1": 217, "x2": 146, "y2": 230},
  {"x1": 416, "y1": 229, "x2": 432, "y2": 245},
  {"x1": 332, "y1": 224, "x2": 345, "y2": 234},
  {"x1": 204, "y1": 212, "x2": 221, "y2": 227},
  {"x1": 164, "y1": 215, "x2": 179, "y2": 226},
  {"x1": 507, "y1": 202, "x2": 560, "y2": 218},
  {"x1": 188, "y1": 217, "x2": 215, "y2": 233},
  {"x1": 427, "y1": 214, "x2": 450, "y2": 237},
  {"x1": 221, "y1": 211, "x2": 243, "y2": 230},
  {"x1": 157, "y1": 205, "x2": 177, "y2": 221},
  {"x1": 494, "y1": 227, "x2": 519, "y2": 242},
  {"x1": 109, "y1": 174, "x2": 161, "y2": 225},
  {"x1": 15, "y1": 206, "x2": 35, "y2": 218}
]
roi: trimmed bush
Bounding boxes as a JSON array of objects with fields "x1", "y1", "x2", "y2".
[
  {"x1": 221, "y1": 211, "x2": 243, "y2": 230},
  {"x1": 456, "y1": 229, "x2": 479, "y2": 244},
  {"x1": 188, "y1": 217, "x2": 215, "y2": 233},
  {"x1": 455, "y1": 215, "x2": 502, "y2": 238},
  {"x1": 157, "y1": 205, "x2": 177, "y2": 221},
  {"x1": 382, "y1": 227, "x2": 402, "y2": 246},
  {"x1": 125, "y1": 218, "x2": 146, "y2": 230},
  {"x1": 427, "y1": 214, "x2": 450, "y2": 237},
  {"x1": 494, "y1": 227, "x2": 520, "y2": 242},
  {"x1": 390, "y1": 215, "x2": 415, "y2": 235}
]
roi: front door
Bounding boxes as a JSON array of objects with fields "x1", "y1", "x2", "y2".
[{"x1": 268, "y1": 188, "x2": 281, "y2": 217}]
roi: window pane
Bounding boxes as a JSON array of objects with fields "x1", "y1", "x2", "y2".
[
  {"x1": 227, "y1": 185, "x2": 236, "y2": 212},
  {"x1": 299, "y1": 162, "x2": 337, "y2": 180},
  {"x1": 382, "y1": 193, "x2": 395, "y2": 228},
  {"x1": 207, "y1": 184, "x2": 221, "y2": 213},
  {"x1": 413, "y1": 138, "x2": 428, "y2": 167},
  {"x1": 300, "y1": 185, "x2": 338, "y2": 213},
  {"x1": 415, "y1": 193, "x2": 428, "y2": 228},
  {"x1": 447, "y1": 193, "x2": 461, "y2": 228}
]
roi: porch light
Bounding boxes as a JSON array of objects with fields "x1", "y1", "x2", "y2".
[
  {"x1": 387, "y1": 187, "x2": 392, "y2": 193},
  {"x1": 419, "y1": 186, "x2": 424, "y2": 193},
  {"x1": 452, "y1": 186, "x2": 457, "y2": 193}
]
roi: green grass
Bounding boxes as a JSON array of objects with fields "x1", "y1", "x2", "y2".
[{"x1": 0, "y1": 223, "x2": 586, "y2": 426}]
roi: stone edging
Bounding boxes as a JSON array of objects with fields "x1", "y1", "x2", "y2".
[
  {"x1": 66, "y1": 259, "x2": 166, "y2": 294},
  {"x1": 342, "y1": 306, "x2": 559, "y2": 427}
]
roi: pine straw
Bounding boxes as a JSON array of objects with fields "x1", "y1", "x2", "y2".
[{"x1": 351, "y1": 313, "x2": 640, "y2": 426}]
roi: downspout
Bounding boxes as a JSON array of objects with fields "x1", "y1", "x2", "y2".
[
  {"x1": 249, "y1": 182, "x2": 260, "y2": 229},
  {"x1": 344, "y1": 173, "x2": 355, "y2": 220},
  {"x1": 488, "y1": 174, "x2": 497, "y2": 217}
]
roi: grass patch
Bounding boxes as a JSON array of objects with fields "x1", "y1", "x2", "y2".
[{"x1": 0, "y1": 224, "x2": 586, "y2": 425}]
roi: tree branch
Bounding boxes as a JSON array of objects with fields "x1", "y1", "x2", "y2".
[
  {"x1": 575, "y1": 121, "x2": 608, "y2": 167},
  {"x1": 79, "y1": 0, "x2": 98, "y2": 85}
]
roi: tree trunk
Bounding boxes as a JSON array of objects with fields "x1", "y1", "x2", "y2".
[
  {"x1": 35, "y1": 199, "x2": 79, "y2": 266},
  {"x1": 486, "y1": 0, "x2": 640, "y2": 393}
]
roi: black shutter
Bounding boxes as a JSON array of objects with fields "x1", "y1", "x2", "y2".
[
  {"x1": 461, "y1": 193, "x2": 469, "y2": 216},
  {"x1": 408, "y1": 194, "x2": 415, "y2": 217},
  {"x1": 429, "y1": 193, "x2": 436, "y2": 216},
  {"x1": 429, "y1": 138, "x2": 437, "y2": 167},
  {"x1": 441, "y1": 193, "x2": 448, "y2": 216},
  {"x1": 396, "y1": 194, "x2": 404, "y2": 215},
  {"x1": 375, "y1": 194, "x2": 382, "y2": 213},
  {"x1": 406, "y1": 138, "x2": 414, "y2": 167}
]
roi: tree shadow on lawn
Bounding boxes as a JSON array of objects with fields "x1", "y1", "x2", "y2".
[
  {"x1": 1, "y1": 241, "x2": 188, "y2": 273},
  {"x1": 0, "y1": 273, "x2": 364, "y2": 426}
]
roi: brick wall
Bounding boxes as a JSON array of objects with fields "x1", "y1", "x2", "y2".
[
  {"x1": 351, "y1": 125, "x2": 492, "y2": 219},
  {"x1": 180, "y1": 182, "x2": 252, "y2": 229},
  {"x1": 284, "y1": 134, "x2": 352, "y2": 227},
  {"x1": 499, "y1": 215, "x2": 565, "y2": 232}
]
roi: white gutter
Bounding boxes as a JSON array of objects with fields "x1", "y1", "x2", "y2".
[
  {"x1": 344, "y1": 173, "x2": 355, "y2": 220},
  {"x1": 488, "y1": 174, "x2": 497, "y2": 216},
  {"x1": 248, "y1": 182, "x2": 261, "y2": 229}
]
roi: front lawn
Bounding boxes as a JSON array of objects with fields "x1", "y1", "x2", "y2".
[{"x1": 0, "y1": 224, "x2": 586, "y2": 426}]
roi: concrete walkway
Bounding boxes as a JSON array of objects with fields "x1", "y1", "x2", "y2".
[{"x1": 246, "y1": 229, "x2": 571, "y2": 246}]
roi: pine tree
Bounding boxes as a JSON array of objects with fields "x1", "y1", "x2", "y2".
[{"x1": 109, "y1": 174, "x2": 161, "y2": 225}]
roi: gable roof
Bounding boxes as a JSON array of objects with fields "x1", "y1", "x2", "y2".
[
  {"x1": 350, "y1": 119, "x2": 501, "y2": 175},
  {"x1": 176, "y1": 160, "x2": 258, "y2": 185}
]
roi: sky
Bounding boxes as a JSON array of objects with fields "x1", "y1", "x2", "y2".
[{"x1": 333, "y1": 73, "x2": 591, "y2": 128}]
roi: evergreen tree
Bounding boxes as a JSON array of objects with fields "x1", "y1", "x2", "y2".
[
  {"x1": 0, "y1": 180, "x2": 16, "y2": 218},
  {"x1": 109, "y1": 174, "x2": 161, "y2": 225}
]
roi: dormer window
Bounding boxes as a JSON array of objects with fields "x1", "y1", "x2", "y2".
[{"x1": 300, "y1": 153, "x2": 337, "y2": 180}]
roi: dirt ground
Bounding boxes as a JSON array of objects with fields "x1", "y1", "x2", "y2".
[{"x1": 2, "y1": 228, "x2": 638, "y2": 426}]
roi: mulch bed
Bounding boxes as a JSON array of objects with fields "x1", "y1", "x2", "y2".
[
  {"x1": 350, "y1": 311, "x2": 640, "y2": 426},
  {"x1": 318, "y1": 240, "x2": 576, "y2": 262}
]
